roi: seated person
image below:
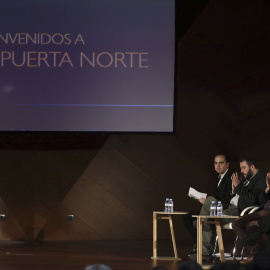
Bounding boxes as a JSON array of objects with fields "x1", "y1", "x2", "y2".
[
  {"x1": 182, "y1": 153, "x2": 234, "y2": 256},
  {"x1": 232, "y1": 172, "x2": 270, "y2": 264}
]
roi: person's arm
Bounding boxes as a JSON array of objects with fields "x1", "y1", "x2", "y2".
[
  {"x1": 265, "y1": 172, "x2": 270, "y2": 194},
  {"x1": 231, "y1": 172, "x2": 241, "y2": 194},
  {"x1": 231, "y1": 172, "x2": 241, "y2": 190},
  {"x1": 198, "y1": 198, "x2": 206, "y2": 204},
  {"x1": 258, "y1": 172, "x2": 270, "y2": 204},
  {"x1": 258, "y1": 173, "x2": 270, "y2": 203}
]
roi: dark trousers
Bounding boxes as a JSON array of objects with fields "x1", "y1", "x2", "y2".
[
  {"x1": 267, "y1": 234, "x2": 270, "y2": 253},
  {"x1": 257, "y1": 214, "x2": 270, "y2": 253},
  {"x1": 182, "y1": 210, "x2": 200, "y2": 244},
  {"x1": 259, "y1": 214, "x2": 270, "y2": 234},
  {"x1": 232, "y1": 209, "x2": 270, "y2": 254}
]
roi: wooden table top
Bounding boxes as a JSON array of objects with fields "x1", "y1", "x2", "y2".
[
  {"x1": 192, "y1": 215, "x2": 239, "y2": 218},
  {"x1": 153, "y1": 211, "x2": 189, "y2": 214}
]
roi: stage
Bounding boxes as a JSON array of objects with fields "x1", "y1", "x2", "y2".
[{"x1": 0, "y1": 240, "x2": 242, "y2": 270}]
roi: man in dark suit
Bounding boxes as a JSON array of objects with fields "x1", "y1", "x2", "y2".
[
  {"x1": 182, "y1": 153, "x2": 234, "y2": 256},
  {"x1": 189, "y1": 157, "x2": 266, "y2": 261},
  {"x1": 231, "y1": 158, "x2": 266, "y2": 213}
]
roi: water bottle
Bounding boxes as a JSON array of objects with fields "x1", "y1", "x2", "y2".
[
  {"x1": 164, "y1": 198, "x2": 169, "y2": 212},
  {"x1": 210, "y1": 201, "x2": 216, "y2": 216},
  {"x1": 217, "y1": 201, "x2": 223, "y2": 216},
  {"x1": 168, "y1": 199, "x2": 174, "y2": 213}
]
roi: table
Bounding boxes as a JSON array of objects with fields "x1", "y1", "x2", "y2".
[
  {"x1": 193, "y1": 215, "x2": 239, "y2": 265},
  {"x1": 152, "y1": 211, "x2": 188, "y2": 260}
]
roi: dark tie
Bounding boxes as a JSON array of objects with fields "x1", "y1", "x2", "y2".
[{"x1": 217, "y1": 175, "x2": 221, "y2": 187}]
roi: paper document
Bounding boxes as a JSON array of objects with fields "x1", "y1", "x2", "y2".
[{"x1": 188, "y1": 187, "x2": 207, "y2": 200}]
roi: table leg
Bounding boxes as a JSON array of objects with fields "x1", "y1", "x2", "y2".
[
  {"x1": 215, "y1": 221, "x2": 225, "y2": 262},
  {"x1": 168, "y1": 214, "x2": 178, "y2": 258},
  {"x1": 153, "y1": 212, "x2": 157, "y2": 259},
  {"x1": 197, "y1": 217, "x2": 202, "y2": 265}
]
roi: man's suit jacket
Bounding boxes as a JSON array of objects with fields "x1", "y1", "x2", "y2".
[
  {"x1": 257, "y1": 190, "x2": 270, "y2": 211},
  {"x1": 235, "y1": 170, "x2": 267, "y2": 213},
  {"x1": 216, "y1": 169, "x2": 234, "y2": 210}
]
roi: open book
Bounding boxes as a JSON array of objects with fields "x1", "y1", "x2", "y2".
[{"x1": 188, "y1": 187, "x2": 207, "y2": 200}]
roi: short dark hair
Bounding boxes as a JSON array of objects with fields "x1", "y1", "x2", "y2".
[
  {"x1": 152, "y1": 267, "x2": 168, "y2": 270},
  {"x1": 214, "y1": 153, "x2": 229, "y2": 163},
  {"x1": 178, "y1": 262, "x2": 203, "y2": 270},
  {"x1": 85, "y1": 265, "x2": 112, "y2": 270},
  {"x1": 240, "y1": 157, "x2": 258, "y2": 169}
]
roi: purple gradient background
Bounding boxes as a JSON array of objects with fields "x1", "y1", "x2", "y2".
[{"x1": 0, "y1": 0, "x2": 175, "y2": 132}]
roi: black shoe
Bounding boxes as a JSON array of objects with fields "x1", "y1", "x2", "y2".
[
  {"x1": 188, "y1": 251, "x2": 197, "y2": 256},
  {"x1": 187, "y1": 244, "x2": 197, "y2": 257},
  {"x1": 235, "y1": 236, "x2": 256, "y2": 248},
  {"x1": 239, "y1": 254, "x2": 254, "y2": 264},
  {"x1": 193, "y1": 243, "x2": 197, "y2": 252},
  {"x1": 189, "y1": 253, "x2": 213, "y2": 261}
]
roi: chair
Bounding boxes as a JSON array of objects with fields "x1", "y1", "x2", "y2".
[{"x1": 212, "y1": 206, "x2": 259, "y2": 260}]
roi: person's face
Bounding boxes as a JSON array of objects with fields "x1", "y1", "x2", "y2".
[
  {"x1": 214, "y1": 155, "x2": 229, "y2": 175},
  {"x1": 240, "y1": 161, "x2": 254, "y2": 179}
]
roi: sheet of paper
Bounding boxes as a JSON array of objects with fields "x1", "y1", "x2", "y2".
[{"x1": 188, "y1": 187, "x2": 207, "y2": 200}]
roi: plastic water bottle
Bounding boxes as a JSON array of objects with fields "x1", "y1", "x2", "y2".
[
  {"x1": 168, "y1": 199, "x2": 174, "y2": 213},
  {"x1": 164, "y1": 198, "x2": 169, "y2": 212},
  {"x1": 217, "y1": 201, "x2": 223, "y2": 216},
  {"x1": 210, "y1": 201, "x2": 216, "y2": 216}
]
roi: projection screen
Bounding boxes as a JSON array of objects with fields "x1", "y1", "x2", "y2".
[{"x1": 0, "y1": 0, "x2": 175, "y2": 132}]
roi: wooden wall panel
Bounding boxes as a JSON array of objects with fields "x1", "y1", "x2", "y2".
[
  {"x1": 37, "y1": 133, "x2": 234, "y2": 241},
  {"x1": 0, "y1": 197, "x2": 28, "y2": 240},
  {"x1": 0, "y1": 150, "x2": 98, "y2": 240},
  {"x1": 36, "y1": 205, "x2": 102, "y2": 241},
  {"x1": 60, "y1": 143, "x2": 158, "y2": 240}
]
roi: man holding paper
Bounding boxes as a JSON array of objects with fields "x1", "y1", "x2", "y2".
[{"x1": 182, "y1": 153, "x2": 234, "y2": 256}]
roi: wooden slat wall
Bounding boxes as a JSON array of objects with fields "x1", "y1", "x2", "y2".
[{"x1": 0, "y1": 0, "x2": 270, "y2": 241}]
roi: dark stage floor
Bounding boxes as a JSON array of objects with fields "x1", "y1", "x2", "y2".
[{"x1": 0, "y1": 240, "x2": 242, "y2": 270}]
